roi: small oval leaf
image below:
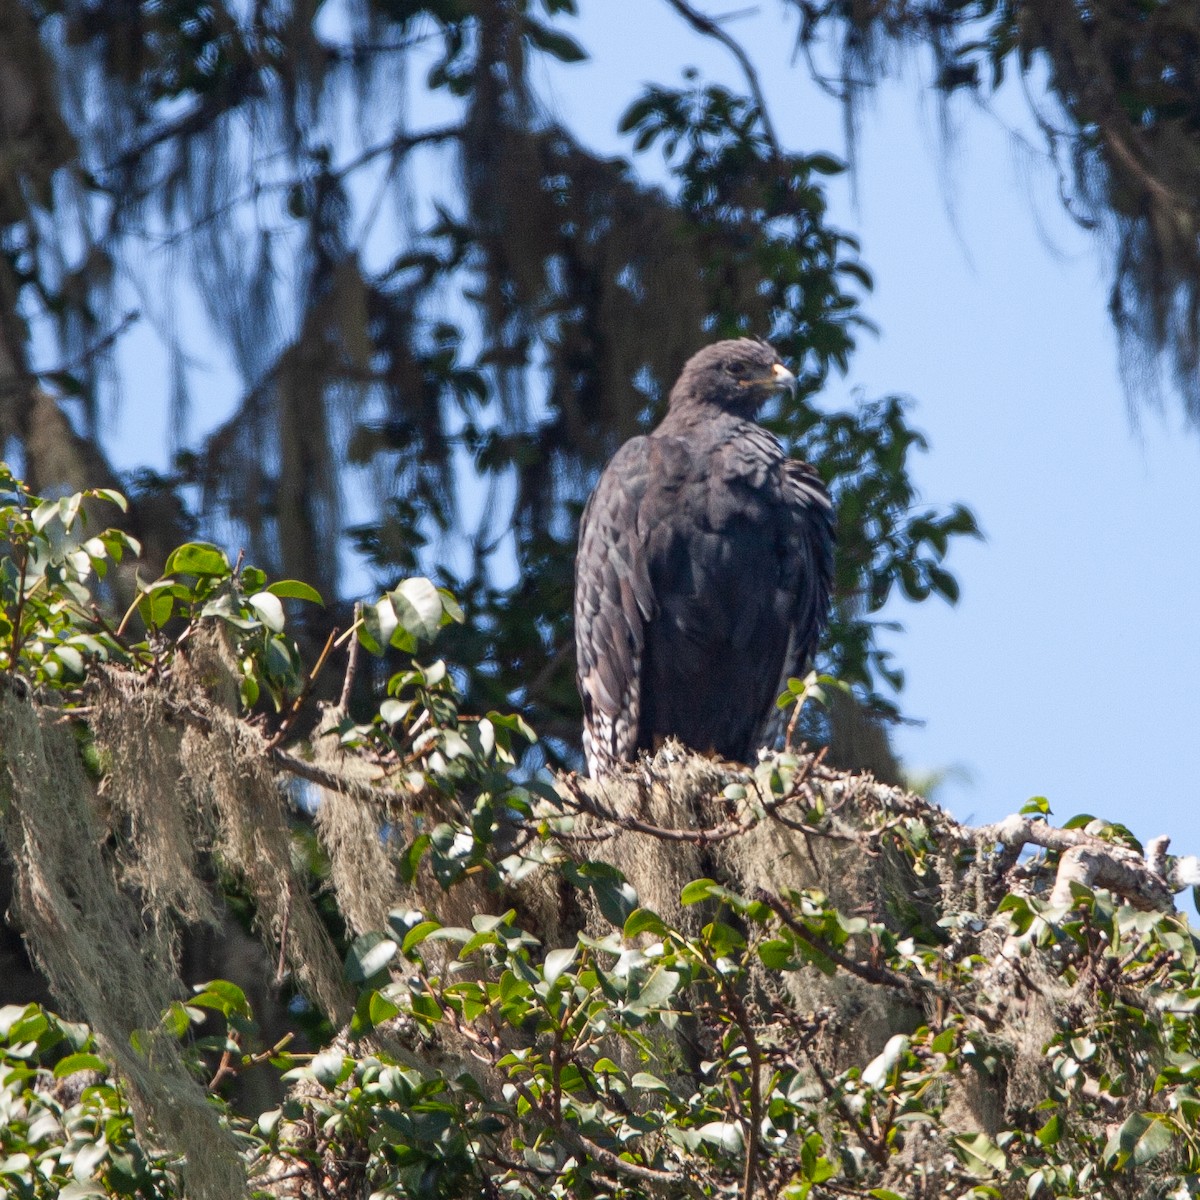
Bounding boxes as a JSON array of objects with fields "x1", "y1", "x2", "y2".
[
  {"x1": 543, "y1": 946, "x2": 577, "y2": 988},
  {"x1": 164, "y1": 542, "x2": 231, "y2": 577},
  {"x1": 248, "y1": 592, "x2": 286, "y2": 632},
  {"x1": 265, "y1": 579, "x2": 324, "y2": 604}
]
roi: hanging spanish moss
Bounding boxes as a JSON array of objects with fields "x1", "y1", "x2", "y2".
[{"x1": 796, "y1": 0, "x2": 1200, "y2": 418}]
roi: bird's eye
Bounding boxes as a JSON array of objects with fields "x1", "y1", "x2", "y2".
[{"x1": 727, "y1": 361, "x2": 746, "y2": 377}]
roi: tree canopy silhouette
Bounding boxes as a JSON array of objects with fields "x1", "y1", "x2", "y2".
[{"x1": 2, "y1": 0, "x2": 988, "y2": 760}]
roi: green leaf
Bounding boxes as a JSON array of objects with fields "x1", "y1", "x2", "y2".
[
  {"x1": 191, "y1": 979, "x2": 251, "y2": 1017},
  {"x1": 438, "y1": 587, "x2": 465, "y2": 623},
  {"x1": 52, "y1": 1052, "x2": 108, "y2": 1078},
  {"x1": 265, "y1": 579, "x2": 324, "y2": 604},
  {"x1": 631, "y1": 1071, "x2": 669, "y2": 1092},
  {"x1": 704, "y1": 919, "x2": 745, "y2": 957},
  {"x1": 486, "y1": 709, "x2": 537, "y2": 743},
  {"x1": 100, "y1": 528, "x2": 141, "y2": 559},
  {"x1": 1070, "y1": 1035, "x2": 1096, "y2": 1061},
  {"x1": 523, "y1": 15, "x2": 587, "y2": 61},
  {"x1": 350, "y1": 987, "x2": 401, "y2": 1037},
  {"x1": 927, "y1": 563, "x2": 961, "y2": 603},
  {"x1": 563, "y1": 861, "x2": 638, "y2": 927},
  {"x1": 359, "y1": 597, "x2": 396, "y2": 655},
  {"x1": 1035, "y1": 1112, "x2": 1061, "y2": 1147},
  {"x1": 399, "y1": 834, "x2": 431, "y2": 884},
  {"x1": 931, "y1": 1028, "x2": 956, "y2": 1055},
  {"x1": 543, "y1": 946, "x2": 577, "y2": 987},
  {"x1": 263, "y1": 636, "x2": 298, "y2": 686},
  {"x1": 632, "y1": 966, "x2": 680, "y2": 1009},
  {"x1": 623, "y1": 909, "x2": 669, "y2": 939},
  {"x1": 72, "y1": 1138, "x2": 108, "y2": 1182},
  {"x1": 697, "y1": 1121, "x2": 744, "y2": 1153},
  {"x1": 89, "y1": 487, "x2": 128, "y2": 512},
  {"x1": 861, "y1": 1034, "x2": 909, "y2": 1089},
  {"x1": 160, "y1": 1000, "x2": 193, "y2": 1039},
  {"x1": 345, "y1": 934, "x2": 398, "y2": 984},
  {"x1": 248, "y1": 591, "x2": 286, "y2": 632},
  {"x1": 240, "y1": 674, "x2": 260, "y2": 708},
  {"x1": 136, "y1": 585, "x2": 178, "y2": 635},
  {"x1": 680, "y1": 878, "x2": 719, "y2": 905},
  {"x1": 757, "y1": 938, "x2": 798, "y2": 970},
  {"x1": 379, "y1": 698, "x2": 414, "y2": 726},
  {"x1": 1104, "y1": 1111, "x2": 1174, "y2": 1169},
  {"x1": 805, "y1": 151, "x2": 846, "y2": 175},
  {"x1": 369, "y1": 990, "x2": 400, "y2": 1026},
  {"x1": 952, "y1": 1132, "x2": 1005, "y2": 1176},
  {"x1": 163, "y1": 542, "x2": 231, "y2": 577},
  {"x1": 311, "y1": 1050, "x2": 349, "y2": 1088},
  {"x1": 401, "y1": 920, "x2": 441, "y2": 956},
  {"x1": 31, "y1": 499, "x2": 60, "y2": 531},
  {"x1": 390, "y1": 577, "x2": 443, "y2": 646},
  {"x1": 52, "y1": 645, "x2": 84, "y2": 676}
]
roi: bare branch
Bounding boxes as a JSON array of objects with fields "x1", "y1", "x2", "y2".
[
  {"x1": 969, "y1": 813, "x2": 1177, "y2": 911},
  {"x1": 337, "y1": 602, "x2": 363, "y2": 712},
  {"x1": 756, "y1": 888, "x2": 939, "y2": 994},
  {"x1": 662, "y1": 0, "x2": 782, "y2": 157}
]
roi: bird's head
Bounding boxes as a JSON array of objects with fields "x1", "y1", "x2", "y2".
[{"x1": 668, "y1": 338, "x2": 796, "y2": 418}]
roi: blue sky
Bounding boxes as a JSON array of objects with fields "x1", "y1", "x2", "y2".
[
  {"x1": 546, "y1": 3, "x2": 1200, "y2": 849},
  {"x1": 98, "y1": 4, "x2": 1200, "y2": 856}
]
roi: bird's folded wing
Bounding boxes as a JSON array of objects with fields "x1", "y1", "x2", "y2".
[
  {"x1": 782, "y1": 458, "x2": 835, "y2": 668},
  {"x1": 574, "y1": 437, "x2": 657, "y2": 769}
]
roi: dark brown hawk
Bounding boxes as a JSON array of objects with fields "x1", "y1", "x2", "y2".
[{"x1": 574, "y1": 338, "x2": 834, "y2": 777}]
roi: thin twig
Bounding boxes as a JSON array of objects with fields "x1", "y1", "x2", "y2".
[
  {"x1": 33, "y1": 312, "x2": 140, "y2": 383},
  {"x1": 334, "y1": 619, "x2": 363, "y2": 648},
  {"x1": 250, "y1": 1167, "x2": 308, "y2": 1188},
  {"x1": 86, "y1": 603, "x2": 154, "y2": 666},
  {"x1": 275, "y1": 892, "x2": 291, "y2": 987},
  {"x1": 801, "y1": 1041, "x2": 888, "y2": 1166},
  {"x1": 524, "y1": 639, "x2": 573, "y2": 702},
  {"x1": 718, "y1": 980, "x2": 764, "y2": 1200},
  {"x1": 561, "y1": 1127, "x2": 701, "y2": 1193},
  {"x1": 337, "y1": 603, "x2": 362, "y2": 711},
  {"x1": 756, "y1": 888, "x2": 937, "y2": 994},
  {"x1": 207, "y1": 1031, "x2": 242, "y2": 1092},
  {"x1": 263, "y1": 624, "x2": 339, "y2": 752},
  {"x1": 784, "y1": 692, "x2": 805, "y2": 751},
  {"x1": 560, "y1": 775, "x2": 750, "y2": 844},
  {"x1": 149, "y1": 124, "x2": 463, "y2": 250},
  {"x1": 269, "y1": 746, "x2": 419, "y2": 806},
  {"x1": 662, "y1": 0, "x2": 782, "y2": 157}
]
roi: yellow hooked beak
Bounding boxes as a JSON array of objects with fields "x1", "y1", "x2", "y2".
[{"x1": 771, "y1": 361, "x2": 797, "y2": 397}]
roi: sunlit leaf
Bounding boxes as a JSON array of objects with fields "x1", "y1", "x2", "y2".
[
  {"x1": 163, "y1": 542, "x2": 231, "y2": 577},
  {"x1": 265, "y1": 579, "x2": 324, "y2": 604}
]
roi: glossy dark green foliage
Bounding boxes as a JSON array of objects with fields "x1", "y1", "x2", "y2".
[{"x1": 3, "y1": 478, "x2": 1200, "y2": 1198}]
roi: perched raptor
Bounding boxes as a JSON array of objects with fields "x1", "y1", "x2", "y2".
[{"x1": 574, "y1": 338, "x2": 834, "y2": 777}]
